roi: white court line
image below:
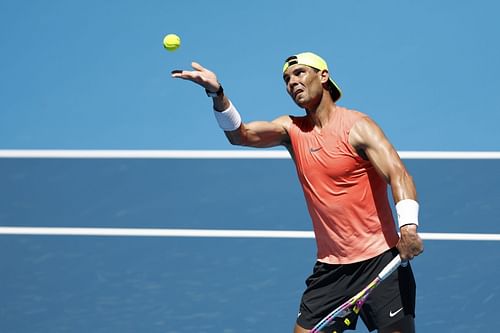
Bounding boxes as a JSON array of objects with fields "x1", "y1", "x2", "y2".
[
  {"x1": 1, "y1": 227, "x2": 500, "y2": 241},
  {"x1": 0, "y1": 227, "x2": 312, "y2": 238},
  {"x1": 0, "y1": 150, "x2": 290, "y2": 159},
  {"x1": 0, "y1": 150, "x2": 500, "y2": 159}
]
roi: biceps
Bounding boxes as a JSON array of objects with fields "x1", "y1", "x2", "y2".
[
  {"x1": 350, "y1": 117, "x2": 416, "y2": 199},
  {"x1": 367, "y1": 143, "x2": 416, "y2": 201},
  {"x1": 350, "y1": 118, "x2": 402, "y2": 181},
  {"x1": 365, "y1": 141, "x2": 402, "y2": 182},
  {"x1": 236, "y1": 121, "x2": 288, "y2": 148}
]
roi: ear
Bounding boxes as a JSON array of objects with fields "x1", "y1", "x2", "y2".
[{"x1": 319, "y1": 69, "x2": 330, "y2": 84}]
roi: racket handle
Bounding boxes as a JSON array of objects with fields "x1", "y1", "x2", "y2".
[{"x1": 378, "y1": 255, "x2": 402, "y2": 280}]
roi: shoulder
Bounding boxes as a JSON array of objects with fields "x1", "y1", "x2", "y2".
[
  {"x1": 272, "y1": 114, "x2": 309, "y2": 131},
  {"x1": 349, "y1": 115, "x2": 387, "y2": 149},
  {"x1": 330, "y1": 104, "x2": 372, "y2": 127},
  {"x1": 272, "y1": 114, "x2": 294, "y2": 126},
  {"x1": 335, "y1": 105, "x2": 368, "y2": 121}
]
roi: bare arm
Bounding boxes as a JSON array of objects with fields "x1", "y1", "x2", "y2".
[
  {"x1": 349, "y1": 117, "x2": 416, "y2": 202},
  {"x1": 349, "y1": 117, "x2": 424, "y2": 261},
  {"x1": 223, "y1": 116, "x2": 290, "y2": 148},
  {"x1": 172, "y1": 62, "x2": 291, "y2": 148}
]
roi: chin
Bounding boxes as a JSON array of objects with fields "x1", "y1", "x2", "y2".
[
  {"x1": 293, "y1": 100, "x2": 306, "y2": 109},
  {"x1": 294, "y1": 99, "x2": 308, "y2": 109},
  {"x1": 293, "y1": 96, "x2": 307, "y2": 108}
]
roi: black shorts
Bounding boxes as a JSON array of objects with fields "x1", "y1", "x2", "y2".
[{"x1": 296, "y1": 248, "x2": 416, "y2": 332}]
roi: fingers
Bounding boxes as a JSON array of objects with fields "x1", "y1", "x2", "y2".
[
  {"x1": 171, "y1": 70, "x2": 193, "y2": 81},
  {"x1": 170, "y1": 61, "x2": 218, "y2": 91},
  {"x1": 170, "y1": 68, "x2": 201, "y2": 81},
  {"x1": 171, "y1": 69, "x2": 184, "y2": 77},
  {"x1": 170, "y1": 61, "x2": 207, "y2": 80},
  {"x1": 191, "y1": 62, "x2": 205, "y2": 71},
  {"x1": 397, "y1": 235, "x2": 424, "y2": 262}
]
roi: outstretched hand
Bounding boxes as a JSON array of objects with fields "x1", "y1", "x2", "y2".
[{"x1": 171, "y1": 62, "x2": 220, "y2": 92}]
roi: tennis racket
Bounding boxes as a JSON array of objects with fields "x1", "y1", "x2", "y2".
[{"x1": 310, "y1": 255, "x2": 404, "y2": 333}]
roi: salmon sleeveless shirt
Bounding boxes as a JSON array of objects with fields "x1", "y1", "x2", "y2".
[{"x1": 288, "y1": 105, "x2": 399, "y2": 264}]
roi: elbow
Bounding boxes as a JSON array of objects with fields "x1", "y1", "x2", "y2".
[
  {"x1": 225, "y1": 130, "x2": 246, "y2": 146},
  {"x1": 227, "y1": 136, "x2": 242, "y2": 146}
]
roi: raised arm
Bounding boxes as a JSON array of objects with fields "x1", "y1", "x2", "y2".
[
  {"x1": 172, "y1": 62, "x2": 290, "y2": 148},
  {"x1": 349, "y1": 116, "x2": 424, "y2": 261}
]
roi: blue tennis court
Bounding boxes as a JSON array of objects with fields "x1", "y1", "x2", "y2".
[
  {"x1": 2, "y1": 0, "x2": 500, "y2": 331},
  {"x1": 1, "y1": 153, "x2": 499, "y2": 332}
]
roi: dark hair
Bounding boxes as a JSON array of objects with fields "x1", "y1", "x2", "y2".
[{"x1": 328, "y1": 83, "x2": 341, "y2": 102}]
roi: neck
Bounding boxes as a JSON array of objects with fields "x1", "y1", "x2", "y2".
[{"x1": 305, "y1": 92, "x2": 337, "y2": 129}]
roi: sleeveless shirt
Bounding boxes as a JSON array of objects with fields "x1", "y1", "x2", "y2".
[{"x1": 288, "y1": 105, "x2": 399, "y2": 264}]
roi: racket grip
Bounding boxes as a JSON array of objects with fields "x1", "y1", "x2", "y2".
[{"x1": 378, "y1": 255, "x2": 402, "y2": 280}]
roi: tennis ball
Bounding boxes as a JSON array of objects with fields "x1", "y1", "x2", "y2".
[{"x1": 163, "y1": 34, "x2": 181, "y2": 51}]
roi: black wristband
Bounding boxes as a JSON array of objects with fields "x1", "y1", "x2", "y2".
[{"x1": 205, "y1": 83, "x2": 224, "y2": 97}]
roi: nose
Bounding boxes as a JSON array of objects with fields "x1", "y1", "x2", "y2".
[
  {"x1": 289, "y1": 74, "x2": 300, "y2": 85},
  {"x1": 287, "y1": 75, "x2": 300, "y2": 92}
]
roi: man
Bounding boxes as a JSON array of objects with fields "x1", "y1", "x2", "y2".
[{"x1": 172, "y1": 52, "x2": 424, "y2": 333}]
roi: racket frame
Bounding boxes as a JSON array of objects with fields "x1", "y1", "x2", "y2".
[{"x1": 310, "y1": 255, "x2": 403, "y2": 333}]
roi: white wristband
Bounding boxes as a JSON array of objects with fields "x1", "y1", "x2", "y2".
[
  {"x1": 396, "y1": 199, "x2": 419, "y2": 228},
  {"x1": 213, "y1": 101, "x2": 242, "y2": 131}
]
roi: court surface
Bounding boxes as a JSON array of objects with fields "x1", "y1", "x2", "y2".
[{"x1": 1, "y1": 152, "x2": 499, "y2": 332}]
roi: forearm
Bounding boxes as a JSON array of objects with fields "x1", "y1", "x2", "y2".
[
  {"x1": 209, "y1": 86, "x2": 289, "y2": 148},
  {"x1": 211, "y1": 94, "x2": 230, "y2": 112},
  {"x1": 390, "y1": 169, "x2": 417, "y2": 203},
  {"x1": 394, "y1": 171, "x2": 423, "y2": 260},
  {"x1": 209, "y1": 91, "x2": 245, "y2": 145},
  {"x1": 389, "y1": 169, "x2": 420, "y2": 231}
]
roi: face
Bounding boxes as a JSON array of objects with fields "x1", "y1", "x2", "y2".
[{"x1": 283, "y1": 64, "x2": 326, "y2": 109}]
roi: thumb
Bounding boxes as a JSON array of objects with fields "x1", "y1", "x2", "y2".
[{"x1": 191, "y1": 62, "x2": 205, "y2": 72}]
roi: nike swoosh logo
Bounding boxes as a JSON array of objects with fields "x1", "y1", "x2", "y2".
[
  {"x1": 309, "y1": 147, "x2": 322, "y2": 153},
  {"x1": 389, "y1": 307, "x2": 404, "y2": 317}
]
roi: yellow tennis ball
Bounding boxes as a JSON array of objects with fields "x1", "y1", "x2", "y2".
[{"x1": 163, "y1": 34, "x2": 181, "y2": 51}]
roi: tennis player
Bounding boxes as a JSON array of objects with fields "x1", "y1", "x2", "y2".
[{"x1": 172, "y1": 52, "x2": 424, "y2": 333}]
